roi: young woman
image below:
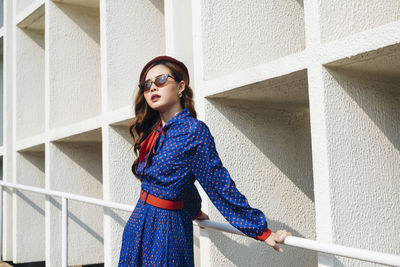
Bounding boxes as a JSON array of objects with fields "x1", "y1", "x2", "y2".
[{"x1": 118, "y1": 55, "x2": 292, "y2": 266}]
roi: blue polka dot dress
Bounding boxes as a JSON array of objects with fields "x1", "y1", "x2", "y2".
[{"x1": 118, "y1": 108, "x2": 271, "y2": 266}]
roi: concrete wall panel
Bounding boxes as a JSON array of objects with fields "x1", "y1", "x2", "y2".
[
  {"x1": 103, "y1": 0, "x2": 165, "y2": 112},
  {"x1": 0, "y1": 0, "x2": 398, "y2": 266},
  {"x1": 48, "y1": 1, "x2": 101, "y2": 129},
  {"x1": 323, "y1": 62, "x2": 400, "y2": 266},
  {"x1": 319, "y1": 0, "x2": 400, "y2": 43},
  {"x1": 200, "y1": 0, "x2": 305, "y2": 80},
  {"x1": 15, "y1": 27, "x2": 45, "y2": 140},
  {"x1": 48, "y1": 139, "x2": 103, "y2": 266},
  {"x1": 14, "y1": 150, "x2": 45, "y2": 263}
]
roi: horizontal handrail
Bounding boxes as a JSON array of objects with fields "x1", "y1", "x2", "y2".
[
  {"x1": 192, "y1": 220, "x2": 400, "y2": 266},
  {"x1": 1, "y1": 181, "x2": 400, "y2": 267},
  {"x1": 0, "y1": 181, "x2": 133, "y2": 211}
]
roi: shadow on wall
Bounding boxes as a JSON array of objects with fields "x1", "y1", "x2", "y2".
[
  {"x1": 47, "y1": 195, "x2": 103, "y2": 244},
  {"x1": 295, "y1": 0, "x2": 304, "y2": 8},
  {"x1": 148, "y1": 0, "x2": 164, "y2": 14},
  {"x1": 200, "y1": 98, "x2": 316, "y2": 266},
  {"x1": 207, "y1": 98, "x2": 315, "y2": 202},
  {"x1": 53, "y1": 141, "x2": 102, "y2": 184},
  {"x1": 208, "y1": 218, "x2": 318, "y2": 267},
  {"x1": 20, "y1": 29, "x2": 44, "y2": 50},
  {"x1": 206, "y1": 217, "x2": 349, "y2": 267},
  {"x1": 325, "y1": 67, "x2": 400, "y2": 152},
  {"x1": 54, "y1": 2, "x2": 100, "y2": 44}
]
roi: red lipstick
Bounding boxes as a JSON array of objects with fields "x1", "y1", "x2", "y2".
[{"x1": 151, "y1": 94, "x2": 161, "y2": 102}]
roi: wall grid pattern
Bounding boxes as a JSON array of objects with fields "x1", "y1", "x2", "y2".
[{"x1": 0, "y1": 0, "x2": 399, "y2": 266}]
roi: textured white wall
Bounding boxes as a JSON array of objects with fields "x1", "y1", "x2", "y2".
[
  {"x1": 1, "y1": 0, "x2": 399, "y2": 266},
  {"x1": 319, "y1": 0, "x2": 400, "y2": 43},
  {"x1": 16, "y1": 27, "x2": 45, "y2": 140},
  {"x1": 14, "y1": 150, "x2": 45, "y2": 262},
  {"x1": 48, "y1": 141, "x2": 103, "y2": 266},
  {"x1": 103, "y1": 0, "x2": 165, "y2": 112},
  {"x1": 200, "y1": 0, "x2": 305, "y2": 80},
  {"x1": 104, "y1": 124, "x2": 138, "y2": 267},
  {"x1": 202, "y1": 93, "x2": 316, "y2": 266},
  {"x1": 48, "y1": 1, "x2": 101, "y2": 129},
  {"x1": 0, "y1": 53, "x2": 3, "y2": 146},
  {"x1": 323, "y1": 67, "x2": 400, "y2": 267},
  {"x1": 3, "y1": 0, "x2": 14, "y2": 261},
  {"x1": 15, "y1": 0, "x2": 36, "y2": 16}
]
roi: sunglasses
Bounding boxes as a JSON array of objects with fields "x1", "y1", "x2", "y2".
[{"x1": 139, "y1": 73, "x2": 176, "y2": 92}]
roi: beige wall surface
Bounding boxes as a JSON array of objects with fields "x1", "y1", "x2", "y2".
[{"x1": 1, "y1": 0, "x2": 399, "y2": 266}]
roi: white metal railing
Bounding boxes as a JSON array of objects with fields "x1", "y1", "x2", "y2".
[{"x1": 1, "y1": 181, "x2": 399, "y2": 267}]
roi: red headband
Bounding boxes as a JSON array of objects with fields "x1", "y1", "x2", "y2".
[{"x1": 139, "y1": 55, "x2": 190, "y2": 85}]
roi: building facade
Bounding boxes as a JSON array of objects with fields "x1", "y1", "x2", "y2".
[{"x1": 1, "y1": 0, "x2": 399, "y2": 266}]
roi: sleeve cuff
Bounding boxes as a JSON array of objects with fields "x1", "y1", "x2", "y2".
[
  {"x1": 192, "y1": 210, "x2": 203, "y2": 220},
  {"x1": 255, "y1": 227, "x2": 272, "y2": 241}
]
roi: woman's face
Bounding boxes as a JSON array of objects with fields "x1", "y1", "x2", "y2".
[{"x1": 143, "y1": 64, "x2": 184, "y2": 112}]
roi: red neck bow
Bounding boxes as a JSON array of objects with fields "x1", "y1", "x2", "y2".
[{"x1": 139, "y1": 121, "x2": 164, "y2": 168}]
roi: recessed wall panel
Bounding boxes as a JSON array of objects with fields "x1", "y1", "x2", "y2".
[
  {"x1": 16, "y1": 25, "x2": 45, "y2": 140},
  {"x1": 322, "y1": 46, "x2": 400, "y2": 265},
  {"x1": 319, "y1": 0, "x2": 400, "y2": 43},
  {"x1": 200, "y1": 0, "x2": 305, "y2": 80},
  {"x1": 14, "y1": 150, "x2": 45, "y2": 263},
  {"x1": 104, "y1": 0, "x2": 165, "y2": 112},
  {"x1": 16, "y1": 0, "x2": 36, "y2": 16},
  {"x1": 48, "y1": 133, "x2": 103, "y2": 266},
  {"x1": 202, "y1": 70, "x2": 316, "y2": 266},
  {"x1": 48, "y1": 1, "x2": 101, "y2": 129}
]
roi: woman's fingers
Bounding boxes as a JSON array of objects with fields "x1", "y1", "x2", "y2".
[
  {"x1": 197, "y1": 215, "x2": 209, "y2": 229},
  {"x1": 273, "y1": 244, "x2": 283, "y2": 253},
  {"x1": 267, "y1": 239, "x2": 283, "y2": 252},
  {"x1": 278, "y1": 231, "x2": 287, "y2": 242},
  {"x1": 265, "y1": 229, "x2": 292, "y2": 253}
]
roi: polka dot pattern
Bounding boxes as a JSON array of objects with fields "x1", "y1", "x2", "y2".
[{"x1": 118, "y1": 108, "x2": 269, "y2": 266}]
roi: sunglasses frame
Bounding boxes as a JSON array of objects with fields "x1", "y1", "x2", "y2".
[{"x1": 139, "y1": 73, "x2": 176, "y2": 92}]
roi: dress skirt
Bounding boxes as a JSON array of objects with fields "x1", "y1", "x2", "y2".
[{"x1": 118, "y1": 196, "x2": 195, "y2": 266}]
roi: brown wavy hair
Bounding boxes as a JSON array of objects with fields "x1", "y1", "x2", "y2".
[{"x1": 129, "y1": 60, "x2": 197, "y2": 181}]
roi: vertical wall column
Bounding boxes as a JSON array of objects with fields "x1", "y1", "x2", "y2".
[
  {"x1": 46, "y1": 0, "x2": 103, "y2": 266},
  {"x1": 303, "y1": 0, "x2": 335, "y2": 266},
  {"x1": 13, "y1": 2, "x2": 45, "y2": 262},
  {"x1": 2, "y1": 0, "x2": 14, "y2": 261}
]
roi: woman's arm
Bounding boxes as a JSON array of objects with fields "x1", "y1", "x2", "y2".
[
  {"x1": 185, "y1": 121, "x2": 278, "y2": 242},
  {"x1": 196, "y1": 210, "x2": 292, "y2": 252}
]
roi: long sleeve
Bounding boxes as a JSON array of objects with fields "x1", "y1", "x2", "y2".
[
  {"x1": 183, "y1": 182, "x2": 203, "y2": 220},
  {"x1": 185, "y1": 121, "x2": 271, "y2": 241}
]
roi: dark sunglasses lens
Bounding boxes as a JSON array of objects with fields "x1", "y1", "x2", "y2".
[
  {"x1": 141, "y1": 74, "x2": 170, "y2": 91},
  {"x1": 155, "y1": 74, "x2": 168, "y2": 86},
  {"x1": 144, "y1": 81, "x2": 152, "y2": 90}
]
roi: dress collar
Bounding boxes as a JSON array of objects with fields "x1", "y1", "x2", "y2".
[
  {"x1": 139, "y1": 108, "x2": 191, "y2": 165},
  {"x1": 156, "y1": 107, "x2": 191, "y2": 133}
]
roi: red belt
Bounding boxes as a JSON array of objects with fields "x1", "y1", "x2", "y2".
[{"x1": 140, "y1": 189, "x2": 184, "y2": 210}]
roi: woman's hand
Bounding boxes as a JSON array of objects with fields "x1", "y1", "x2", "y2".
[
  {"x1": 264, "y1": 230, "x2": 292, "y2": 252},
  {"x1": 196, "y1": 211, "x2": 210, "y2": 229}
]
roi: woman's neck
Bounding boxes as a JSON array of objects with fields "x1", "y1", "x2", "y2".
[{"x1": 159, "y1": 106, "x2": 183, "y2": 127}]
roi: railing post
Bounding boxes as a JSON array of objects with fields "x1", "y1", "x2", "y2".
[{"x1": 62, "y1": 197, "x2": 68, "y2": 267}]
